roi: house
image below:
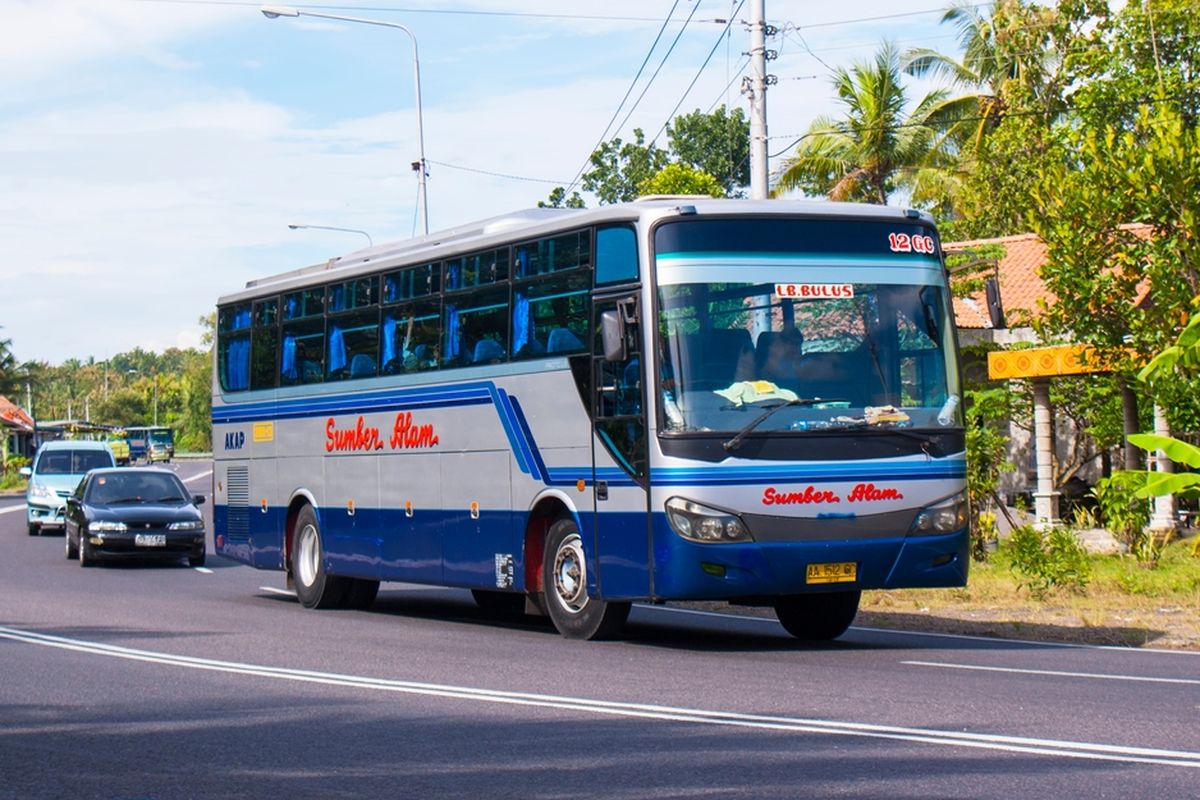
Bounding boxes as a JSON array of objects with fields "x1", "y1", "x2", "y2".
[
  {"x1": 0, "y1": 395, "x2": 35, "y2": 464},
  {"x1": 944, "y1": 226, "x2": 1156, "y2": 526}
]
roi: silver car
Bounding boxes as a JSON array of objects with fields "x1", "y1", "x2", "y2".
[{"x1": 21, "y1": 440, "x2": 117, "y2": 535}]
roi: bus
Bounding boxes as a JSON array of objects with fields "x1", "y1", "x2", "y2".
[
  {"x1": 212, "y1": 198, "x2": 968, "y2": 640},
  {"x1": 126, "y1": 426, "x2": 174, "y2": 463}
]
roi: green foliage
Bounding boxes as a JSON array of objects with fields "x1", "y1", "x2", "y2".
[
  {"x1": 0, "y1": 454, "x2": 30, "y2": 490},
  {"x1": 581, "y1": 128, "x2": 670, "y2": 205},
  {"x1": 636, "y1": 163, "x2": 724, "y2": 198},
  {"x1": 1091, "y1": 471, "x2": 1153, "y2": 556},
  {"x1": 964, "y1": 386, "x2": 1012, "y2": 560},
  {"x1": 772, "y1": 42, "x2": 948, "y2": 204},
  {"x1": 665, "y1": 105, "x2": 750, "y2": 197},
  {"x1": 537, "y1": 186, "x2": 585, "y2": 209},
  {"x1": 1005, "y1": 524, "x2": 1093, "y2": 596}
]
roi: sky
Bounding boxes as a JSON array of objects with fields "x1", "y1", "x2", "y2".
[{"x1": 1, "y1": 0, "x2": 964, "y2": 365}]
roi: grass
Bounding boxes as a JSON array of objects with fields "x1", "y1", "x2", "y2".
[{"x1": 858, "y1": 537, "x2": 1200, "y2": 649}]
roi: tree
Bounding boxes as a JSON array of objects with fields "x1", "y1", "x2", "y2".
[
  {"x1": 665, "y1": 105, "x2": 750, "y2": 197},
  {"x1": 637, "y1": 163, "x2": 724, "y2": 198},
  {"x1": 581, "y1": 128, "x2": 669, "y2": 205},
  {"x1": 771, "y1": 43, "x2": 947, "y2": 204},
  {"x1": 537, "y1": 187, "x2": 585, "y2": 209},
  {"x1": 0, "y1": 329, "x2": 18, "y2": 399}
]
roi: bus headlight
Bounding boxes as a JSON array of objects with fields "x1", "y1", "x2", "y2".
[
  {"x1": 909, "y1": 492, "x2": 969, "y2": 535},
  {"x1": 665, "y1": 497, "x2": 752, "y2": 543}
]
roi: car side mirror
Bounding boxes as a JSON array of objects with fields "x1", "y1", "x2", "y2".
[
  {"x1": 19, "y1": 466, "x2": 32, "y2": 478},
  {"x1": 192, "y1": 494, "x2": 206, "y2": 506}
]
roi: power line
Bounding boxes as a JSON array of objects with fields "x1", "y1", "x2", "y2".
[
  {"x1": 426, "y1": 159, "x2": 569, "y2": 185},
  {"x1": 649, "y1": 0, "x2": 747, "y2": 148},
  {"x1": 564, "y1": 0, "x2": 705, "y2": 196},
  {"x1": 561, "y1": 0, "x2": 683, "y2": 193}
]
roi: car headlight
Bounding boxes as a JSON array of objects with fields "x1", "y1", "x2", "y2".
[
  {"x1": 909, "y1": 491, "x2": 969, "y2": 535},
  {"x1": 89, "y1": 520, "x2": 128, "y2": 533},
  {"x1": 665, "y1": 497, "x2": 752, "y2": 543},
  {"x1": 168, "y1": 520, "x2": 203, "y2": 531},
  {"x1": 28, "y1": 483, "x2": 57, "y2": 501}
]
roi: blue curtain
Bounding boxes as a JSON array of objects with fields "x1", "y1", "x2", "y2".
[
  {"x1": 234, "y1": 308, "x2": 251, "y2": 330},
  {"x1": 281, "y1": 335, "x2": 297, "y2": 380},
  {"x1": 328, "y1": 325, "x2": 346, "y2": 375},
  {"x1": 381, "y1": 316, "x2": 397, "y2": 366},
  {"x1": 227, "y1": 337, "x2": 250, "y2": 390},
  {"x1": 513, "y1": 293, "x2": 530, "y2": 353},
  {"x1": 446, "y1": 306, "x2": 460, "y2": 361}
]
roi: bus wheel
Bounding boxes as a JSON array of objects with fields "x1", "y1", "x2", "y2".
[
  {"x1": 291, "y1": 506, "x2": 349, "y2": 609},
  {"x1": 543, "y1": 518, "x2": 630, "y2": 640},
  {"x1": 774, "y1": 591, "x2": 861, "y2": 641}
]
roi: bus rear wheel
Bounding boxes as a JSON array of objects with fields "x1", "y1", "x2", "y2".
[
  {"x1": 543, "y1": 518, "x2": 629, "y2": 640},
  {"x1": 774, "y1": 591, "x2": 861, "y2": 641},
  {"x1": 291, "y1": 506, "x2": 349, "y2": 609}
]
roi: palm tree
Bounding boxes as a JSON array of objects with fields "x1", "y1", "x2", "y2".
[
  {"x1": 771, "y1": 43, "x2": 948, "y2": 204},
  {"x1": 902, "y1": 1, "x2": 1062, "y2": 156},
  {"x1": 0, "y1": 329, "x2": 19, "y2": 398}
]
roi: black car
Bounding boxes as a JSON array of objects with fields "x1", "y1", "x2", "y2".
[{"x1": 64, "y1": 468, "x2": 207, "y2": 567}]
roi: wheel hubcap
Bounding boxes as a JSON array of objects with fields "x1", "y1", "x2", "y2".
[
  {"x1": 552, "y1": 533, "x2": 588, "y2": 614},
  {"x1": 296, "y1": 523, "x2": 319, "y2": 587}
]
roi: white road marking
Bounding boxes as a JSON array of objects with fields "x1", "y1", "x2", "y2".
[
  {"x1": 646, "y1": 605, "x2": 1200, "y2": 657},
  {"x1": 1, "y1": 624, "x2": 1197, "y2": 769},
  {"x1": 0, "y1": 504, "x2": 26, "y2": 515},
  {"x1": 182, "y1": 470, "x2": 213, "y2": 484},
  {"x1": 903, "y1": 660, "x2": 1200, "y2": 686}
]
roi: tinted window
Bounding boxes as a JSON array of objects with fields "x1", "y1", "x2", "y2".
[
  {"x1": 218, "y1": 304, "x2": 251, "y2": 392},
  {"x1": 514, "y1": 230, "x2": 590, "y2": 278},
  {"x1": 283, "y1": 288, "x2": 325, "y2": 320},
  {"x1": 36, "y1": 450, "x2": 113, "y2": 474},
  {"x1": 382, "y1": 300, "x2": 440, "y2": 374},
  {"x1": 280, "y1": 318, "x2": 325, "y2": 385},
  {"x1": 445, "y1": 248, "x2": 509, "y2": 292},
  {"x1": 596, "y1": 226, "x2": 638, "y2": 285},
  {"x1": 444, "y1": 286, "x2": 510, "y2": 367},
  {"x1": 384, "y1": 264, "x2": 439, "y2": 302}
]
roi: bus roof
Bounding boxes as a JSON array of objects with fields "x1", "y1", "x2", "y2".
[{"x1": 221, "y1": 198, "x2": 934, "y2": 305}]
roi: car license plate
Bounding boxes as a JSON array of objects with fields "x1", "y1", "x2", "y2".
[
  {"x1": 135, "y1": 534, "x2": 167, "y2": 547},
  {"x1": 806, "y1": 562, "x2": 857, "y2": 584}
]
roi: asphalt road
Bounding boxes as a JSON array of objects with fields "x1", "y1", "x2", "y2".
[{"x1": 1, "y1": 459, "x2": 1197, "y2": 799}]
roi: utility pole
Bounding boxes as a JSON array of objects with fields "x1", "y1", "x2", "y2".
[{"x1": 745, "y1": 0, "x2": 775, "y2": 200}]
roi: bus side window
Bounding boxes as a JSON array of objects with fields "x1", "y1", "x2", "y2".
[{"x1": 596, "y1": 226, "x2": 638, "y2": 286}]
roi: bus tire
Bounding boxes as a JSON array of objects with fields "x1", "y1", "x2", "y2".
[
  {"x1": 543, "y1": 518, "x2": 630, "y2": 640},
  {"x1": 774, "y1": 590, "x2": 861, "y2": 641},
  {"x1": 291, "y1": 506, "x2": 349, "y2": 609},
  {"x1": 343, "y1": 578, "x2": 380, "y2": 610}
]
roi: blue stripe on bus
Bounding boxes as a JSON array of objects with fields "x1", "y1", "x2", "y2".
[
  {"x1": 492, "y1": 388, "x2": 533, "y2": 478},
  {"x1": 507, "y1": 396, "x2": 553, "y2": 484}
]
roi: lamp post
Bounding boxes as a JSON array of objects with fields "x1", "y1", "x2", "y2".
[
  {"x1": 287, "y1": 224, "x2": 373, "y2": 247},
  {"x1": 262, "y1": 4, "x2": 430, "y2": 235}
]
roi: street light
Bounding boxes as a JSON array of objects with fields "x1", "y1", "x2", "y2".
[
  {"x1": 288, "y1": 224, "x2": 373, "y2": 247},
  {"x1": 261, "y1": 4, "x2": 430, "y2": 236}
]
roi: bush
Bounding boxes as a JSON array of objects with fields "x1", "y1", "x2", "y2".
[
  {"x1": 1005, "y1": 524, "x2": 1093, "y2": 597},
  {"x1": 1091, "y1": 471, "x2": 1155, "y2": 561}
]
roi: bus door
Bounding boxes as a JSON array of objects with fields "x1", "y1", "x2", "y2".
[{"x1": 590, "y1": 293, "x2": 651, "y2": 599}]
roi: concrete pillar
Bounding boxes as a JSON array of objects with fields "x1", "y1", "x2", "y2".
[
  {"x1": 1149, "y1": 401, "x2": 1178, "y2": 531},
  {"x1": 1032, "y1": 378, "x2": 1059, "y2": 526}
]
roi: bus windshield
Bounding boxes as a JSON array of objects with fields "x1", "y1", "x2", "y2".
[{"x1": 654, "y1": 218, "x2": 961, "y2": 436}]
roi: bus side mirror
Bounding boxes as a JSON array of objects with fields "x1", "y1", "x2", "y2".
[{"x1": 601, "y1": 310, "x2": 626, "y2": 362}]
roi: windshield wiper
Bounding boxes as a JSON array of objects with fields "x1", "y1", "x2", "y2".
[
  {"x1": 722, "y1": 398, "x2": 825, "y2": 452},
  {"x1": 104, "y1": 496, "x2": 145, "y2": 504},
  {"x1": 827, "y1": 420, "x2": 949, "y2": 456}
]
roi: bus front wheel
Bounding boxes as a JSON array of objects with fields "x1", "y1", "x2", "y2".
[
  {"x1": 774, "y1": 591, "x2": 861, "y2": 641},
  {"x1": 291, "y1": 506, "x2": 349, "y2": 609},
  {"x1": 543, "y1": 518, "x2": 629, "y2": 640}
]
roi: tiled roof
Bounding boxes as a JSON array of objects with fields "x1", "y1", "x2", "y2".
[
  {"x1": 0, "y1": 395, "x2": 34, "y2": 431},
  {"x1": 945, "y1": 225, "x2": 1152, "y2": 330}
]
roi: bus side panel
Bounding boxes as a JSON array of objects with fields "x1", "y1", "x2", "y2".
[
  {"x1": 441, "y1": 450, "x2": 514, "y2": 587},
  {"x1": 322, "y1": 452, "x2": 382, "y2": 580},
  {"x1": 593, "y1": 509, "x2": 652, "y2": 600},
  {"x1": 379, "y1": 451, "x2": 443, "y2": 583}
]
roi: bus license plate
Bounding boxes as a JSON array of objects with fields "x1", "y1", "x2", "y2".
[
  {"x1": 135, "y1": 534, "x2": 166, "y2": 547},
  {"x1": 806, "y1": 562, "x2": 857, "y2": 584}
]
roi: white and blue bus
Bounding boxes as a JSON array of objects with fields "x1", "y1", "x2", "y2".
[{"x1": 213, "y1": 198, "x2": 967, "y2": 640}]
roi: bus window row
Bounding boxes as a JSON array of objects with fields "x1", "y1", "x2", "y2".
[{"x1": 219, "y1": 274, "x2": 591, "y2": 391}]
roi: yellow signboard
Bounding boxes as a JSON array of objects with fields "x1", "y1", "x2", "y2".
[
  {"x1": 253, "y1": 421, "x2": 275, "y2": 443},
  {"x1": 988, "y1": 344, "x2": 1121, "y2": 379}
]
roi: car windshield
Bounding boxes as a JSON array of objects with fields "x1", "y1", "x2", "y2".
[
  {"x1": 87, "y1": 473, "x2": 188, "y2": 504},
  {"x1": 653, "y1": 218, "x2": 961, "y2": 437},
  {"x1": 150, "y1": 430, "x2": 172, "y2": 445},
  {"x1": 36, "y1": 450, "x2": 113, "y2": 475}
]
